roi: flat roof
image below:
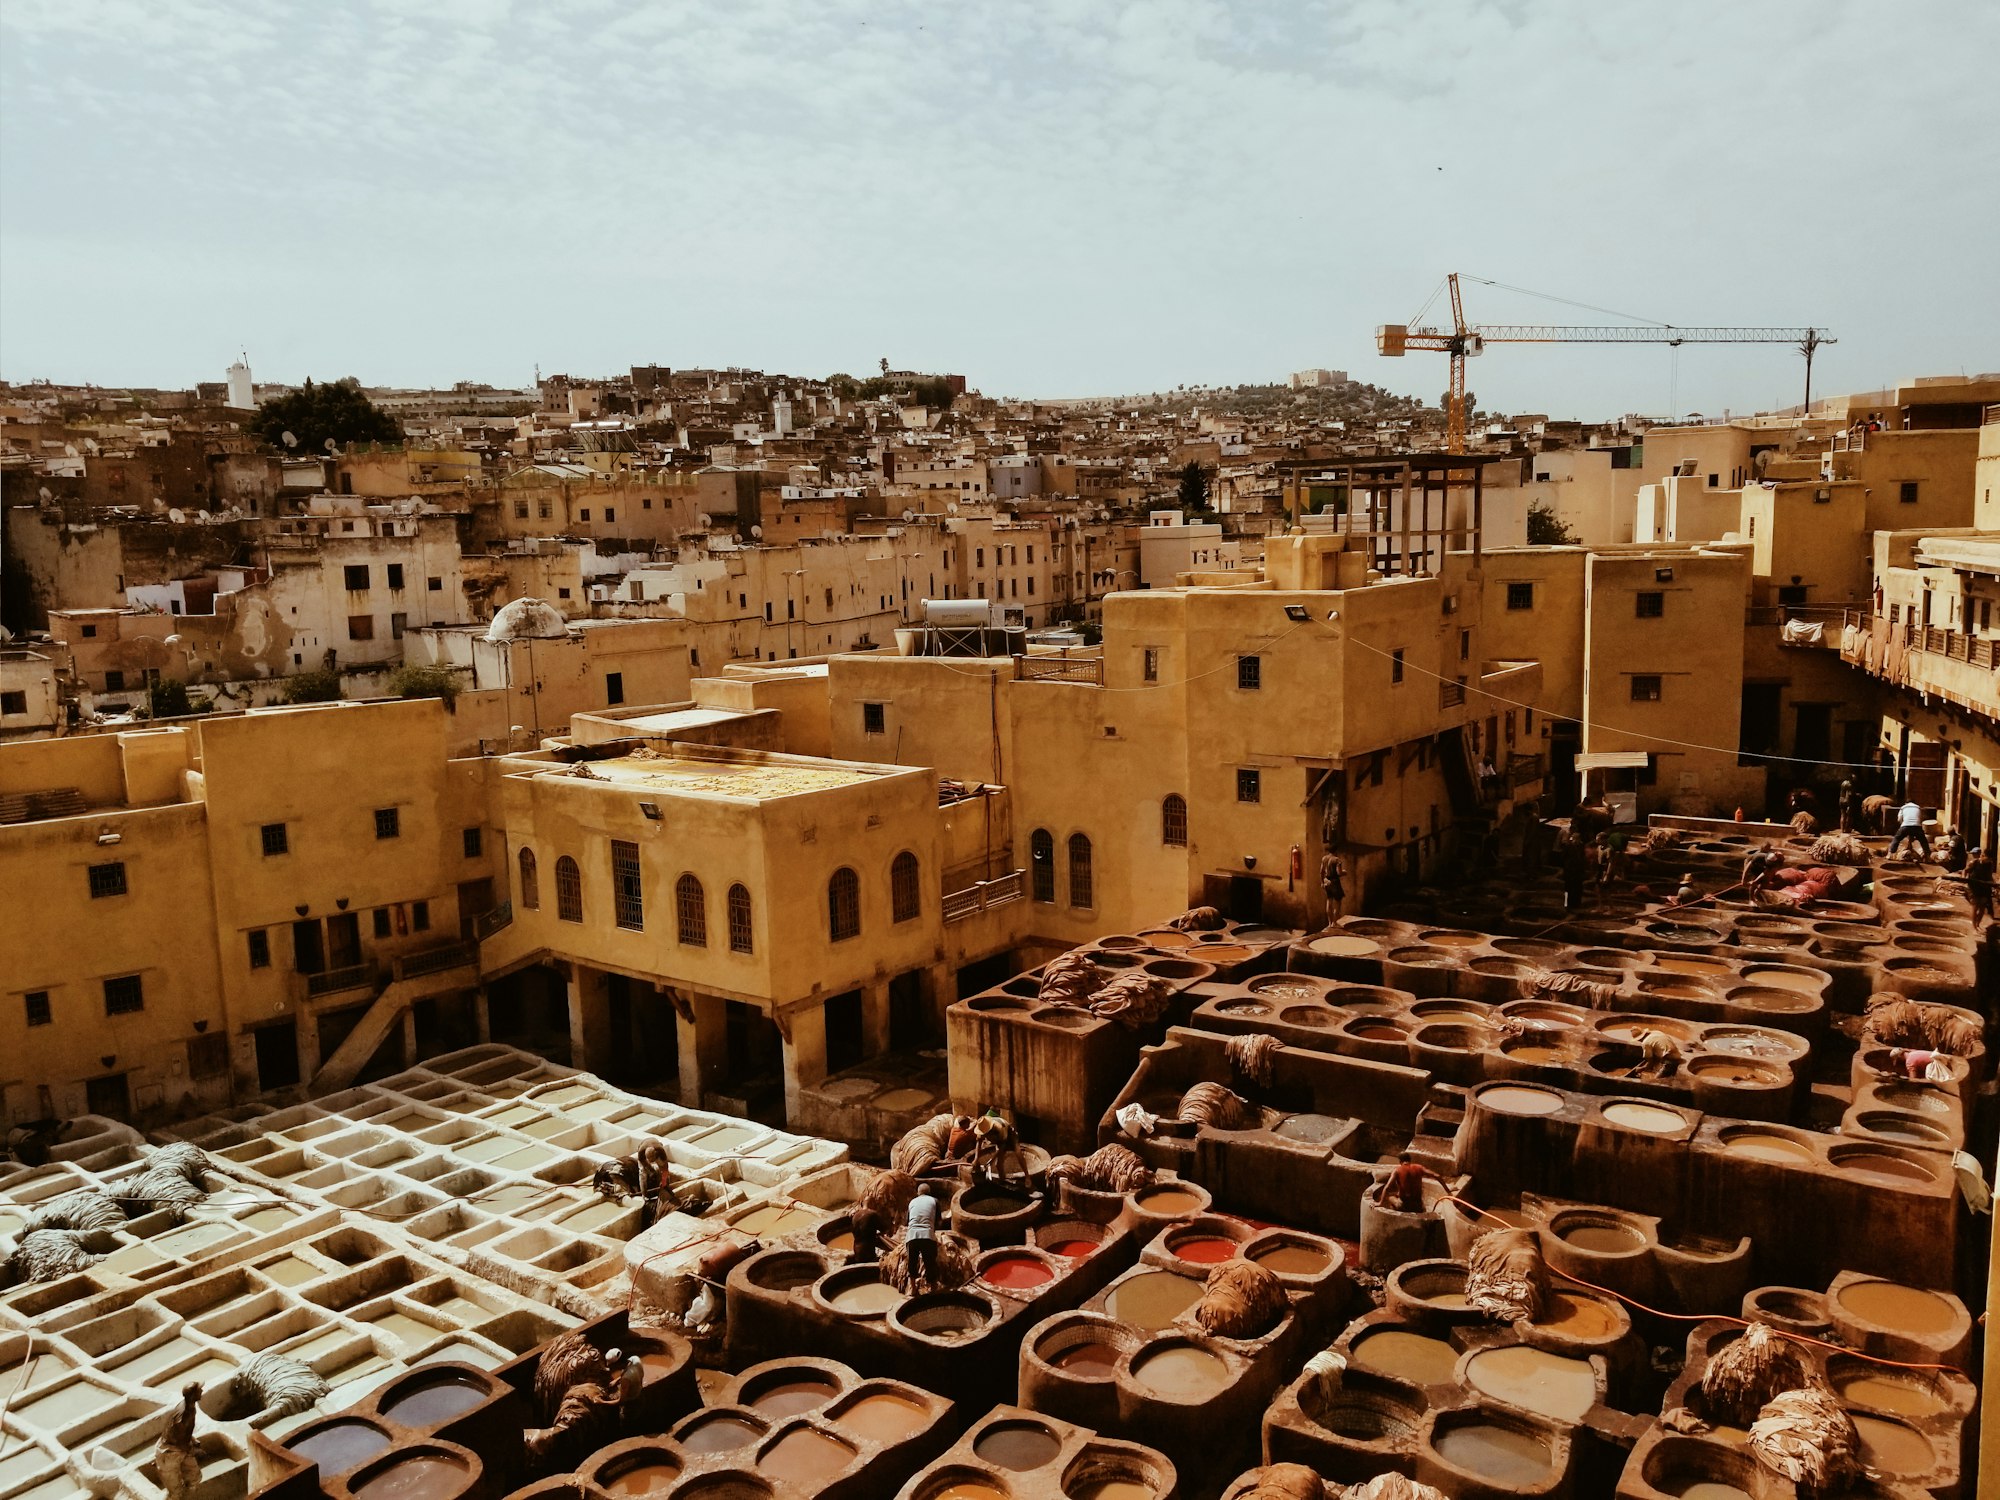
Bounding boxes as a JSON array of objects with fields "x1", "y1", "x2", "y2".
[
  {"x1": 531, "y1": 750, "x2": 883, "y2": 801},
  {"x1": 615, "y1": 707, "x2": 742, "y2": 733}
]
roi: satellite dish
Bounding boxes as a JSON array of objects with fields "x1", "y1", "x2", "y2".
[
  {"x1": 281, "y1": 431, "x2": 298, "y2": 449},
  {"x1": 750, "y1": 525, "x2": 763, "y2": 539},
  {"x1": 947, "y1": 501, "x2": 958, "y2": 516},
  {"x1": 63, "y1": 444, "x2": 78, "y2": 457},
  {"x1": 168, "y1": 509, "x2": 185, "y2": 523},
  {"x1": 83, "y1": 438, "x2": 99, "y2": 454},
  {"x1": 696, "y1": 512, "x2": 712, "y2": 528},
  {"x1": 732, "y1": 533, "x2": 743, "y2": 544},
  {"x1": 324, "y1": 438, "x2": 338, "y2": 453},
  {"x1": 901, "y1": 509, "x2": 915, "y2": 522},
  {"x1": 37, "y1": 487, "x2": 51, "y2": 503}
]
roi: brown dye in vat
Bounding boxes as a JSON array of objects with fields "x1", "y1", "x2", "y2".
[
  {"x1": 1310, "y1": 934, "x2": 1379, "y2": 957},
  {"x1": 602, "y1": 1461, "x2": 682, "y2": 1496},
  {"x1": 1134, "y1": 1187, "x2": 1203, "y2": 1215},
  {"x1": 751, "y1": 1376, "x2": 840, "y2": 1417},
  {"x1": 681, "y1": 1414, "x2": 763, "y2": 1453},
  {"x1": 1141, "y1": 929, "x2": 1194, "y2": 947},
  {"x1": 1054, "y1": 1342, "x2": 1120, "y2": 1378},
  {"x1": 1464, "y1": 1346, "x2": 1596, "y2": 1422},
  {"x1": 1864, "y1": 1117, "x2": 1942, "y2": 1144},
  {"x1": 1834, "y1": 1372, "x2": 1947, "y2": 1418},
  {"x1": 974, "y1": 1421, "x2": 1063, "y2": 1470},
  {"x1": 1432, "y1": 1423, "x2": 1550, "y2": 1485},
  {"x1": 637, "y1": 1349, "x2": 680, "y2": 1385},
  {"x1": 291, "y1": 1421, "x2": 392, "y2": 1477},
  {"x1": 1690, "y1": 1060, "x2": 1770, "y2": 1085},
  {"x1": 1837, "y1": 1152, "x2": 1934, "y2": 1184},
  {"x1": 1678, "y1": 1486, "x2": 1751, "y2": 1500},
  {"x1": 1254, "y1": 1244, "x2": 1330, "y2": 1276},
  {"x1": 1535, "y1": 1292, "x2": 1620, "y2": 1340},
  {"x1": 1507, "y1": 1045, "x2": 1566, "y2": 1064},
  {"x1": 760, "y1": 1427, "x2": 857, "y2": 1484},
  {"x1": 1851, "y1": 1415, "x2": 1933, "y2": 1475},
  {"x1": 1744, "y1": 968, "x2": 1821, "y2": 993},
  {"x1": 1074, "y1": 1483, "x2": 1152, "y2": 1500},
  {"x1": 1104, "y1": 1271, "x2": 1204, "y2": 1329},
  {"x1": 830, "y1": 1280, "x2": 903, "y2": 1314},
  {"x1": 1481, "y1": 1086, "x2": 1563, "y2": 1116},
  {"x1": 1191, "y1": 943, "x2": 1251, "y2": 962},
  {"x1": 1420, "y1": 931, "x2": 1487, "y2": 947},
  {"x1": 835, "y1": 1392, "x2": 930, "y2": 1442},
  {"x1": 1252, "y1": 978, "x2": 1324, "y2": 1001},
  {"x1": 1562, "y1": 1223, "x2": 1643, "y2": 1254},
  {"x1": 1723, "y1": 1132, "x2": 1814, "y2": 1165},
  {"x1": 930, "y1": 1482, "x2": 1008, "y2": 1500},
  {"x1": 1656, "y1": 955, "x2": 1729, "y2": 974},
  {"x1": 1838, "y1": 1281, "x2": 1956, "y2": 1335},
  {"x1": 1351, "y1": 1330, "x2": 1459, "y2": 1386},
  {"x1": 354, "y1": 1457, "x2": 468, "y2": 1500},
  {"x1": 1132, "y1": 1344, "x2": 1228, "y2": 1398},
  {"x1": 1601, "y1": 1101, "x2": 1685, "y2": 1133},
  {"x1": 381, "y1": 1376, "x2": 487, "y2": 1427}
]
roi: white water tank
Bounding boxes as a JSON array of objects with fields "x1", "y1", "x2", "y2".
[
  {"x1": 227, "y1": 358, "x2": 254, "y2": 409},
  {"x1": 923, "y1": 599, "x2": 994, "y2": 628}
]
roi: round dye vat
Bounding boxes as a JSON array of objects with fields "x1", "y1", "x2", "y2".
[
  {"x1": 290, "y1": 1421, "x2": 392, "y2": 1478},
  {"x1": 1721, "y1": 1131, "x2": 1815, "y2": 1165},
  {"x1": 1072, "y1": 1482, "x2": 1153, "y2": 1500},
  {"x1": 1837, "y1": 1281, "x2": 1957, "y2": 1336},
  {"x1": 1873, "y1": 1086, "x2": 1951, "y2": 1116},
  {"x1": 1655, "y1": 955, "x2": 1730, "y2": 974},
  {"x1": 1742, "y1": 968, "x2": 1822, "y2": 993},
  {"x1": 1215, "y1": 1000, "x2": 1271, "y2": 1016},
  {"x1": 875, "y1": 1087, "x2": 934, "y2": 1111},
  {"x1": 1676, "y1": 1485, "x2": 1751, "y2": 1500},
  {"x1": 1140, "y1": 928, "x2": 1194, "y2": 947},
  {"x1": 1053, "y1": 1342, "x2": 1120, "y2": 1378},
  {"x1": 1190, "y1": 943, "x2": 1251, "y2": 963},
  {"x1": 829, "y1": 1280, "x2": 903, "y2": 1315},
  {"x1": 353, "y1": 1456, "x2": 471, "y2": 1500},
  {"x1": 928, "y1": 1481, "x2": 1008, "y2": 1500},
  {"x1": 974, "y1": 1420, "x2": 1062, "y2": 1471},
  {"x1": 1858, "y1": 1114, "x2": 1946, "y2": 1145},
  {"x1": 1309, "y1": 934, "x2": 1379, "y2": 957},
  {"x1": 1534, "y1": 1292, "x2": 1622, "y2": 1340},
  {"x1": 748, "y1": 1374, "x2": 841, "y2": 1417},
  {"x1": 1561, "y1": 1221, "x2": 1644, "y2": 1254},
  {"x1": 961, "y1": 1188, "x2": 1033, "y2": 1217},
  {"x1": 760, "y1": 1427, "x2": 858, "y2": 1485},
  {"x1": 1133, "y1": 1186, "x2": 1204, "y2": 1215},
  {"x1": 982, "y1": 1255, "x2": 1055, "y2": 1290},
  {"x1": 1169, "y1": 1237, "x2": 1237, "y2": 1265},
  {"x1": 380, "y1": 1376, "x2": 487, "y2": 1429},
  {"x1": 1465, "y1": 1345, "x2": 1596, "y2": 1422},
  {"x1": 680, "y1": 1414, "x2": 765, "y2": 1454},
  {"x1": 1833, "y1": 1151, "x2": 1936, "y2": 1185},
  {"x1": 1480, "y1": 1085, "x2": 1564, "y2": 1116},
  {"x1": 1601, "y1": 1101, "x2": 1686, "y2": 1133},
  {"x1": 1505, "y1": 1045, "x2": 1566, "y2": 1065},
  {"x1": 834, "y1": 1392, "x2": 930, "y2": 1443},
  {"x1": 1047, "y1": 1240, "x2": 1097, "y2": 1259},
  {"x1": 1351, "y1": 1024, "x2": 1405, "y2": 1042},
  {"x1": 1832, "y1": 1371, "x2": 1948, "y2": 1419},
  {"x1": 601, "y1": 1459, "x2": 683, "y2": 1497},
  {"x1": 1253, "y1": 1244, "x2": 1329, "y2": 1277},
  {"x1": 1689, "y1": 1058, "x2": 1777, "y2": 1086},
  {"x1": 1851, "y1": 1414, "x2": 1933, "y2": 1475},
  {"x1": 1432, "y1": 1423, "x2": 1551, "y2": 1485},
  {"x1": 1249, "y1": 977, "x2": 1324, "y2": 1001},
  {"x1": 1350, "y1": 1330, "x2": 1459, "y2": 1386},
  {"x1": 1103, "y1": 1271, "x2": 1204, "y2": 1330},
  {"x1": 1132, "y1": 1344, "x2": 1228, "y2": 1398},
  {"x1": 823, "y1": 1230, "x2": 855, "y2": 1254}
]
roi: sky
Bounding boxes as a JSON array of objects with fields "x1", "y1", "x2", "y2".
[{"x1": 2, "y1": 0, "x2": 1995, "y2": 419}]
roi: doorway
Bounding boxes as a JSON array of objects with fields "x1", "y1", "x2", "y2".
[
  {"x1": 256, "y1": 1022, "x2": 300, "y2": 1090},
  {"x1": 86, "y1": 1072, "x2": 131, "y2": 1119},
  {"x1": 825, "y1": 990, "x2": 865, "y2": 1073},
  {"x1": 888, "y1": 971, "x2": 930, "y2": 1050},
  {"x1": 1226, "y1": 875, "x2": 1264, "y2": 923},
  {"x1": 326, "y1": 913, "x2": 362, "y2": 970},
  {"x1": 292, "y1": 920, "x2": 326, "y2": 975}
]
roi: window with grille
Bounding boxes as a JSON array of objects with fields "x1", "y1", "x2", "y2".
[
  {"x1": 518, "y1": 848, "x2": 539, "y2": 909},
  {"x1": 261, "y1": 822, "x2": 288, "y2": 856},
  {"x1": 103, "y1": 974, "x2": 144, "y2": 1015},
  {"x1": 676, "y1": 873, "x2": 707, "y2": 946},
  {"x1": 412, "y1": 901, "x2": 429, "y2": 932},
  {"x1": 1631, "y1": 675, "x2": 1663, "y2": 702},
  {"x1": 24, "y1": 991, "x2": 50, "y2": 1027},
  {"x1": 88, "y1": 861, "x2": 127, "y2": 898},
  {"x1": 1636, "y1": 591, "x2": 1664, "y2": 618},
  {"x1": 1030, "y1": 829, "x2": 1055, "y2": 903},
  {"x1": 863, "y1": 702, "x2": 885, "y2": 734},
  {"x1": 891, "y1": 852, "x2": 921, "y2": 923},
  {"x1": 1067, "y1": 833, "x2": 1093, "y2": 909},
  {"x1": 727, "y1": 884, "x2": 753, "y2": 953},
  {"x1": 1506, "y1": 582, "x2": 1534, "y2": 610},
  {"x1": 374, "y1": 807, "x2": 400, "y2": 840},
  {"x1": 1391, "y1": 649, "x2": 1405, "y2": 684},
  {"x1": 188, "y1": 1033, "x2": 229, "y2": 1080},
  {"x1": 1162, "y1": 795, "x2": 1188, "y2": 847},
  {"x1": 247, "y1": 930, "x2": 270, "y2": 969},
  {"x1": 1237, "y1": 655, "x2": 1261, "y2": 690},
  {"x1": 828, "y1": 867, "x2": 861, "y2": 941},
  {"x1": 463, "y1": 827, "x2": 482, "y2": 858},
  {"x1": 1237, "y1": 768, "x2": 1261, "y2": 803},
  {"x1": 555, "y1": 856, "x2": 583, "y2": 922},
  {"x1": 343, "y1": 565, "x2": 370, "y2": 591},
  {"x1": 1143, "y1": 648, "x2": 1159, "y2": 682},
  {"x1": 612, "y1": 840, "x2": 644, "y2": 930}
]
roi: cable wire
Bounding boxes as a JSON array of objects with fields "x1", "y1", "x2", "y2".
[{"x1": 1459, "y1": 274, "x2": 1672, "y2": 328}]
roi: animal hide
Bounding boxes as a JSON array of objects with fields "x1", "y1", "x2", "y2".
[
  {"x1": 1233, "y1": 1464, "x2": 1327, "y2": 1500},
  {"x1": 1048, "y1": 1143, "x2": 1155, "y2": 1194},
  {"x1": 1346, "y1": 1478, "x2": 1450, "y2": 1500},
  {"x1": 1168, "y1": 906, "x2": 1227, "y2": 932},
  {"x1": 119, "y1": 1166, "x2": 207, "y2": 1219},
  {"x1": 1178, "y1": 1081, "x2": 1264, "y2": 1131},
  {"x1": 1089, "y1": 971, "x2": 1175, "y2": 1029},
  {"x1": 234, "y1": 1353, "x2": 329, "y2": 1416},
  {"x1": 25, "y1": 1188, "x2": 126, "y2": 1234},
  {"x1": 1530, "y1": 969, "x2": 1619, "y2": 1009},
  {"x1": 889, "y1": 1115, "x2": 957, "y2": 1176},
  {"x1": 1748, "y1": 1386, "x2": 1861, "y2": 1497},
  {"x1": 880, "y1": 1233, "x2": 975, "y2": 1294},
  {"x1": 534, "y1": 1330, "x2": 612, "y2": 1421},
  {"x1": 1464, "y1": 1227, "x2": 1547, "y2": 1323},
  {"x1": 1698, "y1": 1322, "x2": 1822, "y2": 1428},
  {"x1": 8, "y1": 1228, "x2": 101, "y2": 1282},
  {"x1": 1226, "y1": 1033, "x2": 1282, "y2": 1088},
  {"x1": 856, "y1": 1170, "x2": 923, "y2": 1228},
  {"x1": 1809, "y1": 832, "x2": 1866, "y2": 864},
  {"x1": 524, "y1": 1379, "x2": 623, "y2": 1462},
  {"x1": 1641, "y1": 827, "x2": 1683, "y2": 852},
  {"x1": 1865, "y1": 997, "x2": 1981, "y2": 1056},
  {"x1": 1038, "y1": 950, "x2": 1107, "y2": 1004},
  {"x1": 149, "y1": 1142, "x2": 211, "y2": 1183},
  {"x1": 1191, "y1": 1260, "x2": 1289, "y2": 1339}
]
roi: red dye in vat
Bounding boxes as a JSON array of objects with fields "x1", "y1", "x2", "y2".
[
  {"x1": 982, "y1": 1255, "x2": 1055, "y2": 1289},
  {"x1": 1172, "y1": 1237, "x2": 1238, "y2": 1265},
  {"x1": 1047, "y1": 1240, "x2": 1097, "y2": 1259}
]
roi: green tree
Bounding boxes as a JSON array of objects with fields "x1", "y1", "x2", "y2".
[
  {"x1": 281, "y1": 668, "x2": 343, "y2": 704},
  {"x1": 388, "y1": 663, "x2": 461, "y2": 706},
  {"x1": 145, "y1": 679, "x2": 203, "y2": 718},
  {"x1": 1527, "y1": 502, "x2": 1579, "y2": 546},
  {"x1": 1176, "y1": 461, "x2": 1213, "y2": 512},
  {"x1": 249, "y1": 378, "x2": 402, "y2": 454}
]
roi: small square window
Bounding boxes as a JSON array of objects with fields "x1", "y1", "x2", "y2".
[
  {"x1": 1636, "y1": 591, "x2": 1664, "y2": 618},
  {"x1": 1236, "y1": 768, "x2": 1261, "y2": 803},
  {"x1": 428, "y1": 576, "x2": 442, "y2": 591},
  {"x1": 105, "y1": 669, "x2": 124, "y2": 691},
  {"x1": 515, "y1": 501, "x2": 529, "y2": 519},
  {"x1": 103, "y1": 974, "x2": 144, "y2": 1015},
  {"x1": 463, "y1": 827, "x2": 482, "y2": 858},
  {"x1": 82, "y1": 624, "x2": 98, "y2": 639},
  {"x1": 24, "y1": 991, "x2": 51, "y2": 1027},
  {"x1": 557, "y1": 587, "x2": 572, "y2": 600},
  {"x1": 1631, "y1": 674, "x2": 1663, "y2": 702},
  {"x1": 863, "y1": 702, "x2": 886, "y2": 734},
  {"x1": 374, "y1": 807, "x2": 400, "y2": 840},
  {"x1": 88, "y1": 861, "x2": 127, "y2": 899},
  {"x1": 348, "y1": 614, "x2": 374, "y2": 641},
  {"x1": 386, "y1": 563, "x2": 405, "y2": 590},
  {"x1": 1391, "y1": 649, "x2": 1405, "y2": 684},
  {"x1": 247, "y1": 929, "x2": 271, "y2": 968},
  {"x1": 0, "y1": 691, "x2": 26, "y2": 716},
  {"x1": 344, "y1": 565, "x2": 370, "y2": 591},
  {"x1": 579, "y1": 508, "x2": 591, "y2": 521},
  {"x1": 1899, "y1": 481, "x2": 1919, "y2": 504},
  {"x1": 373, "y1": 908, "x2": 392, "y2": 937},
  {"x1": 1505, "y1": 582, "x2": 1534, "y2": 610},
  {"x1": 1237, "y1": 655, "x2": 1261, "y2": 690},
  {"x1": 261, "y1": 823, "x2": 288, "y2": 856},
  {"x1": 603, "y1": 507, "x2": 615, "y2": 523},
  {"x1": 412, "y1": 900, "x2": 430, "y2": 932}
]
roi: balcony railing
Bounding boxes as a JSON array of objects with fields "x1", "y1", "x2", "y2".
[
  {"x1": 1016, "y1": 655, "x2": 1103, "y2": 685},
  {"x1": 1439, "y1": 679, "x2": 1466, "y2": 708},
  {"x1": 943, "y1": 870, "x2": 1025, "y2": 923},
  {"x1": 472, "y1": 901, "x2": 514, "y2": 941},
  {"x1": 395, "y1": 942, "x2": 475, "y2": 981},
  {"x1": 1508, "y1": 752, "x2": 1545, "y2": 788},
  {"x1": 306, "y1": 963, "x2": 377, "y2": 999}
]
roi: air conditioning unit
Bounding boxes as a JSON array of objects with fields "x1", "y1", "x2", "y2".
[{"x1": 1441, "y1": 594, "x2": 1459, "y2": 616}]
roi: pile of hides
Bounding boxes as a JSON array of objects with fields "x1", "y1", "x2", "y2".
[
  {"x1": 1748, "y1": 1386, "x2": 1861, "y2": 1497},
  {"x1": 25, "y1": 1187, "x2": 126, "y2": 1234},
  {"x1": 1344, "y1": 1480, "x2": 1450, "y2": 1500},
  {"x1": 1696, "y1": 1322, "x2": 1820, "y2": 1428},
  {"x1": 1226, "y1": 1033, "x2": 1282, "y2": 1088},
  {"x1": 1089, "y1": 971, "x2": 1175, "y2": 1030},
  {"x1": 1233, "y1": 1466, "x2": 1327, "y2": 1500},
  {"x1": 1190, "y1": 1260, "x2": 1288, "y2": 1339},
  {"x1": 1464, "y1": 1227, "x2": 1547, "y2": 1322},
  {"x1": 1178, "y1": 1082, "x2": 1264, "y2": 1131},
  {"x1": 1640, "y1": 827, "x2": 1683, "y2": 852},
  {"x1": 881, "y1": 1233, "x2": 975, "y2": 1294},
  {"x1": 1167, "y1": 906, "x2": 1227, "y2": 933},
  {"x1": 856, "y1": 1170, "x2": 923, "y2": 1228},
  {"x1": 889, "y1": 1114, "x2": 959, "y2": 1176},
  {"x1": 8, "y1": 1228, "x2": 101, "y2": 1282},
  {"x1": 1530, "y1": 970, "x2": 1619, "y2": 1010},
  {"x1": 1865, "y1": 997, "x2": 1981, "y2": 1056},
  {"x1": 1038, "y1": 950, "x2": 1107, "y2": 1004},
  {"x1": 1763, "y1": 866, "x2": 1839, "y2": 905},
  {"x1": 232, "y1": 1353, "x2": 329, "y2": 1417},
  {"x1": 1047, "y1": 1143, "x2": 1154, "y2": 1194},
  {"x1": 116, "y1": 1142, "x2": 212, "y2": 1220},
  {"x1": 1809, "y1": 832, "x2": 1867, "y2": 864}
]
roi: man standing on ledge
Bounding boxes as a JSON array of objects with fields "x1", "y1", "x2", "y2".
[
  {"x1": 1888, "y1": 799, "x2": 1932, "y2": 862},
  {"x1": 1319, "y1": 850, "x2": 1347, "y2": 920},
  {"x1": 903, "y1": 1184, "x2": 939, "y2": 1292}
]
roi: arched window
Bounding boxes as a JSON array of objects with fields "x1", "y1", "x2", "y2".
[
  {"x1": 517, "y1": 847, "x2": 539, "y2": 909},
  {"x1": 828, "y1": 867, "x2": 861, "y2": 942},
  {"x1": 727, "y1": 884, "x2": 754, "y2": 954},
  {"x1": 1068, "y1": 833, "x2": 1094, "y2": 909},
  {"x1": 555, "y1": 855, "x2": 582, "y2": 923},
  {"x1": 1162, "y1": 795, "x2": 1188, "y2": 848},
  {"x1": 1030, "y1": 829, "x2": 1055, "y2": 903},
  {"x1": 890, "y1": 851, "x2": 921, "y2": 923},
  {"x1": 676, "y1": 874, "x2": 707, "y2": 947}
]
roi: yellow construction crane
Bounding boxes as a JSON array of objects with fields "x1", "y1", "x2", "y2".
[{"x1": 1377, "y1": 273, "x2": 1834, "y2": 452}]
